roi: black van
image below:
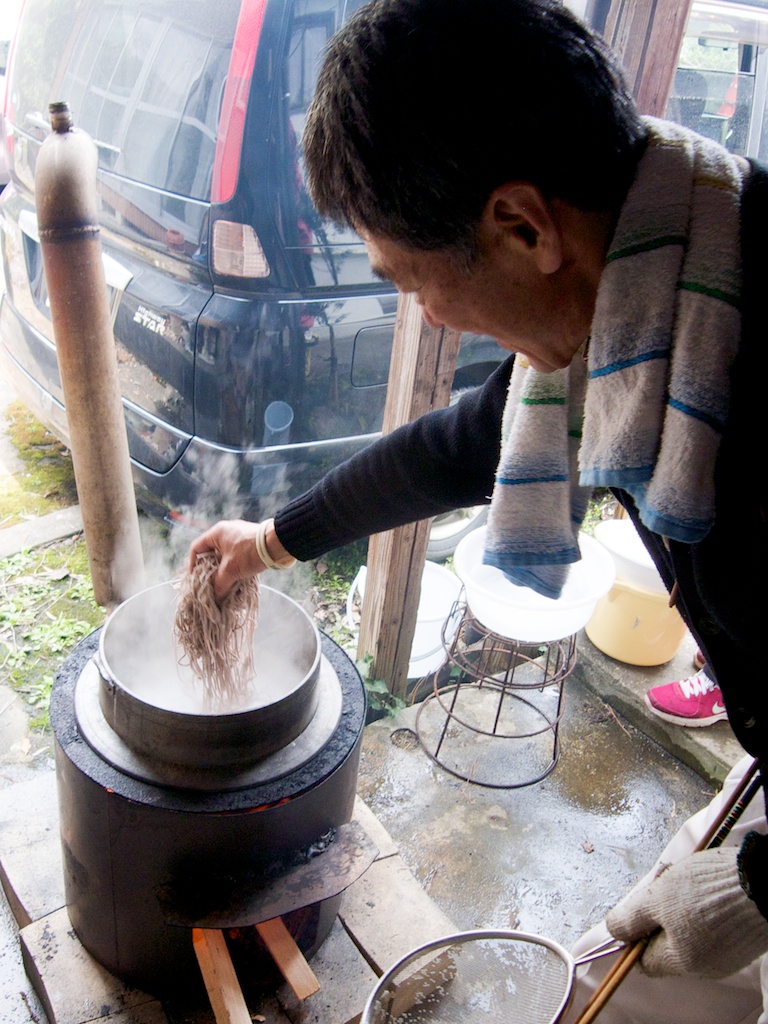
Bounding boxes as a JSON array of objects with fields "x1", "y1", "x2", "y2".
[{"x1": 0, "y1": 0, "x2": 502, "y2": 551}]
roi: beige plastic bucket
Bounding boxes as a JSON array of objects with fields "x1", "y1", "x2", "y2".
[{"x1": 585, "y1": 577, "x2": 686, "y2": 666}]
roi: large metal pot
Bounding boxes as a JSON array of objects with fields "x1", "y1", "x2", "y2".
[{"x1": 96, "y1": 581, "x2": 321, "y2": 768}]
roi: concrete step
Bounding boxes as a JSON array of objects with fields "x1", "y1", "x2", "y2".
[
  {"x1": 572, "y1": 629, "x2": 743, "y2": 788},
  {"x1": 0, "y1": 505, "x2": 82, "y2": 558}
]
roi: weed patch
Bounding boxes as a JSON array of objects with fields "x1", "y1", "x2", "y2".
[
  {"x1": 0, "y1": 401, "x2": 78, "y2": 527},
  {"x1": 0, "y1": 539, "x2": 104, "y2": 732},
  {"x1": 582, "y1": 488, "x2": 620, "y2": 534},
  {"x1": 308, "y1": 539, "x2": 367, "y2": 651}
]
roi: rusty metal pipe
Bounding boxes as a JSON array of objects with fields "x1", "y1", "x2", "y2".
[{"x1": 35, "y1": 101, "x2": 144, "y2": 608}]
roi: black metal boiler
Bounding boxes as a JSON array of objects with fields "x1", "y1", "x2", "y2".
[{"x1": 50, "y1": 583, "x2": 372, "y2": 997}]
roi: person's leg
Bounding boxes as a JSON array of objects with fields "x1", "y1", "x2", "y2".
[{"x1": 563, "y1": 756, "x2": 767, "y2": 1024}]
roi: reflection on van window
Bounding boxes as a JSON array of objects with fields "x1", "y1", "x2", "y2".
[
  {"x1": 13, "y1": 0, "x2": 237, "y2": 201},
  {"x1": 11, "y1": 0, "x2": 385, "y2": 287},
  {"x1": 279, "y1": 0, "x2": 371, "y2": 287},
  {"x1": 60, "y1": 1, "x2": 237, "y2": 200}
]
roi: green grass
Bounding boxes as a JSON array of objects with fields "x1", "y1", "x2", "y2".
[
  {"x1": 0, "y1": 401, "x2": 78, "y2": 527},
  {"x1": 0, "y1": 541, "x2": 104, "y2": 730},
  {"x1": 305, "y1": 539, "x2": 367, "y2": 651},
  {"x1": 1, "y1": 400, "x2": 101, "y2": 732},
  {"x1": 582, "y1": 488, "x2": 620, "y2": 535}
]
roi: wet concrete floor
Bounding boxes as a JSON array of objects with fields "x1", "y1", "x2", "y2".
[{"x1": 356, "y1": 670, "x2": 713, "y2": 952}]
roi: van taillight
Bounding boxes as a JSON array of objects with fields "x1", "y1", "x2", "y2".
[
  {"x1": 2, "y1": 112, "x2": 12, "y2": 170},
  {"x1": 211, "y1": 0, "x2": 267, "y2": 204},
  {"x1": 212, "y1": 220, "x2": 270, "y2": 278}
]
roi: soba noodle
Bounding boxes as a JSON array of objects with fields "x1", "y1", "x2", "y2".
[{"x1": 173, "y1": 551, "x2": 260, "y2": 704}]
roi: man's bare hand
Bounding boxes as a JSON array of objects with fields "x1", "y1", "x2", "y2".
[{"x1": 188, "y1": 519, "x2": 271, "y2": 603}]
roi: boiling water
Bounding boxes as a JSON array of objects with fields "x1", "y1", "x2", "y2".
[
  {"x1": 100, "y1": 582, "x2": 317, "y2": 716},
  {"x1": 107, "y1": 643, "x2": 304, "y2": 714}
]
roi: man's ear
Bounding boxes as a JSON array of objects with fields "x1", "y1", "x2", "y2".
[{"x1": 484, "y1": 182, "x2": 563, "y2": 275}]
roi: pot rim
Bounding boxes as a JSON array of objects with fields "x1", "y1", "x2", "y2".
[{"x1": 97, "y1": 579, "x2": 321, "y2": 720}]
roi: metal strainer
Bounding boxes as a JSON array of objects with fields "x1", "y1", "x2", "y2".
[{"x1": 359, "y1": 929, "x2": 606, "y2": 1024}]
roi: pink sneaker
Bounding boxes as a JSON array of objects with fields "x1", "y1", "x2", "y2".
[{"x1": 644, "y1": 669, "x2": 727, "y2": 727}]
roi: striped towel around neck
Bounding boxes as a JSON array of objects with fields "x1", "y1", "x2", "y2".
[{"x1": 484, "y1": 117, "x2": 747, "y2": 599}]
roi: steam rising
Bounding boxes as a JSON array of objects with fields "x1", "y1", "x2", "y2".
[
  {"x1": 155, "y1": 448, "x2": 320, "y2": 605},
  {"x1": 100, "y1": 579, "x2": 317, "y2": 716},
  {"x1": 119, "y1": 451, "x2": 328, "y2": 712}
]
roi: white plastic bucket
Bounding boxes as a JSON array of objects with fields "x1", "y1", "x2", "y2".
[
  {"x1": 453, "y1": 526, "x2": 615, "y2": 642},
  {"x1": 593, "y1": 519, "x2": 666, "y2": 594},
  {"x1": 347, "y1": 561, "x2": 464, "y2": 678}
]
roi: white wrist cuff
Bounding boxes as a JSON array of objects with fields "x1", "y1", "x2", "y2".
[{"x1": 254, "y1": 519, "x2": 297, "y2": 571}]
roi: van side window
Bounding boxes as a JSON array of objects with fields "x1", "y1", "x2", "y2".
[
  {"x1": 10, "y1": 0, "x2": 239, "y2": 203},
  {"x1": 667, "y1": 3, "x2": 768, "y2": 160}
]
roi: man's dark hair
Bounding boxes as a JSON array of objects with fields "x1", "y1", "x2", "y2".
[{"x1": 303, "y1": 0, "x2": 647, "y2": 262}]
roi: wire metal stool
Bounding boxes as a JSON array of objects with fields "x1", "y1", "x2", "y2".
[{"x1": 415, "y1": 603, "x2": 577, "y2": 788}]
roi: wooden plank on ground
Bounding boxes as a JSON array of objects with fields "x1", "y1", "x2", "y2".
[{"x1": 192, "y1": 928, "x2": 252, "y2": 1024}]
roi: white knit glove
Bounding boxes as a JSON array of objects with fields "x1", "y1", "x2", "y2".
[{"x1": 605, "y1": 847, "x2": 768, "y2": 978}]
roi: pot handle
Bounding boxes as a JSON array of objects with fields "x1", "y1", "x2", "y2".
[
  {"x1": 91, "y1": 650, "x2": 117, "y2": 692},
  {"x1": 346, "y1": 565, "x2": 367, "y2": 630}
]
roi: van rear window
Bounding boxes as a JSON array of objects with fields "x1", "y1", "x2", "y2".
[
  {"x1": 10, "y1": 0, "x2": 239, "y2": 201},
  {"x1": 9, "y1": 0, "x2": 384, "y2": 288}
]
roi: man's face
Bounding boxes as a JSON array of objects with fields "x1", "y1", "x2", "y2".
[{"x1": 363, "y1": 232, "x2": 590, "y2": 373}]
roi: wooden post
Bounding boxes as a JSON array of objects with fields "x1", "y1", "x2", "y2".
[
  {"x1": 356, "y1": 294, "x2": 461, "y2": 700},
  {"x1": 602, "y1": 0, "x2": 694, "y2": 116}
]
